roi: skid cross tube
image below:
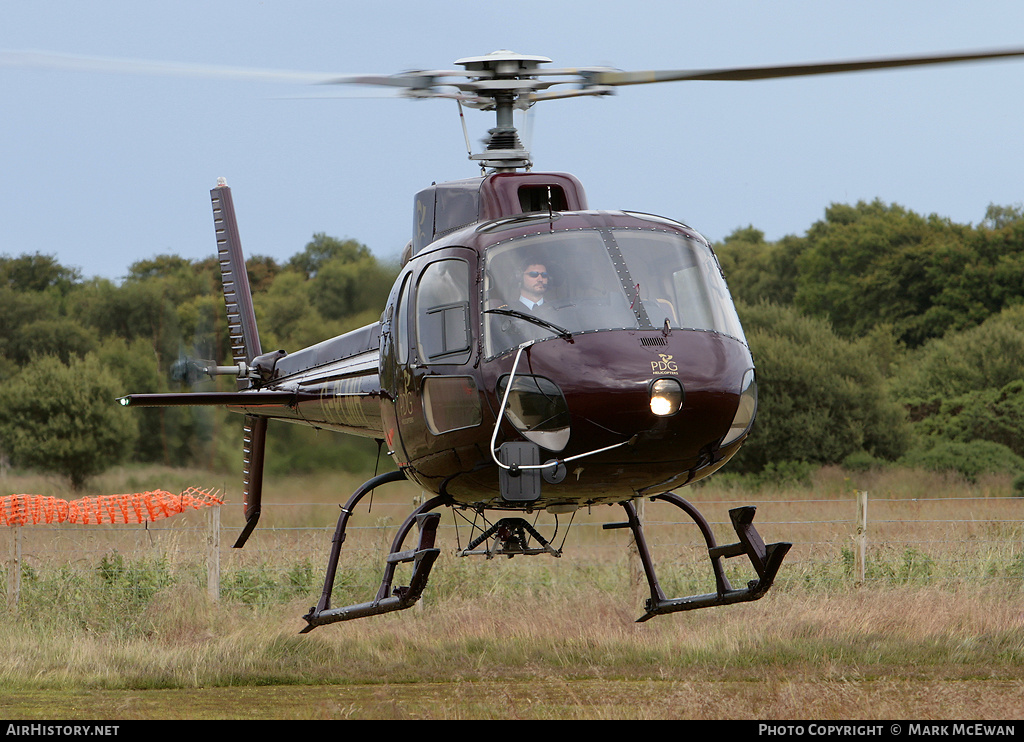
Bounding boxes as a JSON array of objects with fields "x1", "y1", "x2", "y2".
[
  {"x1": 301, "y1": 470, "x2": 447, "y2": 632},
  {"x1": 459, "y1": 516, "x2": 561, "y2": 558},
  {"x1": 612, "y1": 493, "x2": 791, "y2": 622}
]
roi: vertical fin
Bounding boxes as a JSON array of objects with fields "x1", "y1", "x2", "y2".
[
  {"x1": 211, "y1": 180, "x2": 263, "y2": 382},
  {"x1": 211, "y1": 179, "x2": 266, "y2": 547}
]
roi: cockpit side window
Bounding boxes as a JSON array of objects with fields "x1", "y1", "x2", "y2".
[{"x1": 416, "y1": 258, "x2": 472, "y2": 365}]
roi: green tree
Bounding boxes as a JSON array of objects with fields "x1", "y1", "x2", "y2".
[
  {"x1": 9, "y1": 318, "x2": 99, "y2": 366},
  {"x1": 0, "y1": 287, "x2": 58, "y2": 379},
  {"x1": 715, "y1": 227, "x2": 801, "y2": 306},
  {"x1": 915, "y1": 380, "x2": 1024, "y2": 459},
  {"x1": 0, "y1": 354, "x2": 138, "y2": 490},
  {"x1": 777, "y1": 200, "x2": 1024, "y2": 348},
  {"x1": 887, "y1": 306, "x2": 1024, "y2": 479},
  {"x1": 72, "y1": 277, "x2": 183, "y2": 369},
  {"x1": 980, "y1": 202, "x2": 1024, "y2": 230},
  {"x1": 731, "y1": 301, "x2": 911, "y2": 473},
  {"x1": 255, "y1": 270, "x2": 323, "y2": 350},
  {"x1": 899, "y1": 440, "x2": 1024, "y2": 482},
  {"x1": 125, "y1": 254, "x2": 196, "y2": 284},
  {"x1": 889, "y1": 304, "x2": 1024, "y2": 407},
  {"x1": 793, "y1": 200, "x2": 972, "y2": 345},
  {"x1": 0, "y1": 252, "x2": 81, "y2": 294},
  {"x1": 309, "y1": 254, "x2": 395, "y2": 322},
  {"x1": 244, "y1": 254, "x2": 282, "y2": 293},
  {"x1": 286, "y1": 234, "x2": 372, "y2": 279}
]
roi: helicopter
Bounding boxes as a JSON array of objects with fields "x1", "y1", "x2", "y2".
[{"x1": 109, "y1": 46, "x2": 1024, "y2": 631}]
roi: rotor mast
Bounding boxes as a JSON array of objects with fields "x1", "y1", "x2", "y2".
[{"x1": 455, "y1": 51, "x2": 552, "y2": 172}]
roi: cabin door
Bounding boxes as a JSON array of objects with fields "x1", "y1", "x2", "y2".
[{"x1": 395, "y1": 251, "x2": 480, "y2": 469}]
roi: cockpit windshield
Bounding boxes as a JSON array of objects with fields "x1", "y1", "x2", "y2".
[{"x1": 483, "y1": 227, "x2": 746, "y2": 357}]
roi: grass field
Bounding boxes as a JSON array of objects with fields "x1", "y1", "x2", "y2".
[{"x1": 2, "y1": 465, "x2": 1023, "y2": 720}]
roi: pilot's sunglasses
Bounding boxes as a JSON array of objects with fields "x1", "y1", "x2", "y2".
[{"x1": 525, "y1": 271, "x2": 549, "y2": 278}]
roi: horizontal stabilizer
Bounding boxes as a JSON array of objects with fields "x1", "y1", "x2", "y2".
[{"x1": 118, "y1": 391, "x2": 296, "y2": 408}]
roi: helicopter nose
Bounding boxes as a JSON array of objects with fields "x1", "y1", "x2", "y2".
[{"x1": 489, "y1": 330, "x2": 754, "y2": 467}]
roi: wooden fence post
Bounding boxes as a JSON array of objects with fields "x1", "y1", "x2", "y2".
[
  {"x1": 7, "y1": 526, "x2": 21, "y2": 610},
  {"x1": 208, "y1": 503, "x2": 220, "y2": 602},
  {"x1": 855, "y1": 490, "x2": 868, "y2": 586}
]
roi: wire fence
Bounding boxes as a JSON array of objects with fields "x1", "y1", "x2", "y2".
[{"x1": 5, "y1": 490, "x2": 1023, "y2": 609}]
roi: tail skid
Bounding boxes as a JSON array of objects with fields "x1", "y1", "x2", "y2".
[{"x1": 234, "y1": 415, "x2": 268, "y2": 548}]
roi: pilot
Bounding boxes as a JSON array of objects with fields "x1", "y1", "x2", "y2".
[
  {"x1": 485, "y1": 257, "x2": 562, "y2": 353},
  {"x1": 518, "y1": 261, "x2": 550, "y2": 312}
]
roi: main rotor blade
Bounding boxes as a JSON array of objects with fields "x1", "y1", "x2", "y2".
[
  {"x1": 320, "y1": 70, "x2": 467, "y2": 88},
  {"x1": 0, "y1": 49, "x2": 340, "y2": 84},
  {"x1": 0, "y1": 49, "x2": 471, "y2": 94},
  {"x1": 7, "y1": 46, "x2": 1024, "y2": 101},
  {"x1": 591, "y1": 47, "x2": 1024, "y2": 86}
]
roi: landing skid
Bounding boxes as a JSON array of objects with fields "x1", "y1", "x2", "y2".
[
  {"x1": 606, "y1": 494, "x2": 791, "y2": 622},
  {"x1": 300, "y1": 473, "x2": 790, "y2": 631},
  {"x1": 301, "y1": 471, "x2": 446, "y2": 632}
]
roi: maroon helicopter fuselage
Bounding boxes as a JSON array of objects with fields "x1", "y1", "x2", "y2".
[
  {"x1": 121, "y1": 170, "x2": 784, "y2": 626},
  {"x1": 225, "y1": 172, "x2": 756, "y2": 512}
]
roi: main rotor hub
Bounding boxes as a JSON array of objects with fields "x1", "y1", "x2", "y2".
[{"x1": 454, "y1": 50, "x2": 553, "y2": 76}]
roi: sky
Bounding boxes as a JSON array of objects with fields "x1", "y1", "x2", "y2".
[{"x1": 3, "y1": 1, "x2": 1024, "y2": 282}]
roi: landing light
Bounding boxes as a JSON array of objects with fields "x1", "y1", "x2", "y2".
[{"x1": 649, "y1": 378, "x2": 683, "y2": 416}]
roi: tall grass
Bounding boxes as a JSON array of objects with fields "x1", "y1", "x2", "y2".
[{"x1": 2, "y1": 463, "x2": 1023, "y2": 710}]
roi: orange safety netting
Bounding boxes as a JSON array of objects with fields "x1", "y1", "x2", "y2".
[{"x1": 0, "y1": 487, "x2": 223, "y2": 527}]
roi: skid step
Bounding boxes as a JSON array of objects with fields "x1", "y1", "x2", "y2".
[
  {"x1": 302, "y1": 509, "x2": 442, "y2": 631},
  {"x1": 621, "y1": 495, "x2": 791, "y2": 622}
]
